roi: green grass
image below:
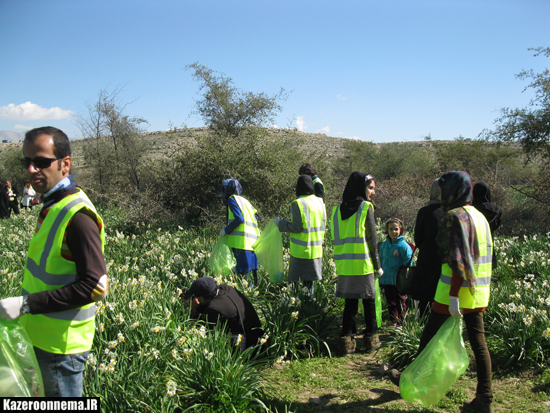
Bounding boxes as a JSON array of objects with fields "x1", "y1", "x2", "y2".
[{"x1": 1, "y1": 208, "x2": 550, "y2": 411}]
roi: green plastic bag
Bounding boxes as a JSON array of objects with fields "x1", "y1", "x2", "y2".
[
  {"x1": 252, "y1": 220, "x2": 284, "y2": 283},
  {"x1": 0, "y1": 319, "x2": 44, "y2": 397},
  {"x1": 209, "y1": 235, "x2": 237, "y2": 277},
  {"x1": 374, "y1": 277, "x2": 382, "y2": 328},
  {"x1": 359, "y1": 277, "x2": 382, "y2": 328},
  {"x1": 400, "y1": 317, "x2": 469, "y2": 406}
]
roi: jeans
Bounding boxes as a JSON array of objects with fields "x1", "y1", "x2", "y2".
[
  {"x1": 342, "y1": 298, "x2": 378, "y2": 336},
  {"x1": 417, "y1": 311, "x2": 492, "y2": 397},
  {"x1": 34, "y1": 347, "x2": 89, "y2": 397}
]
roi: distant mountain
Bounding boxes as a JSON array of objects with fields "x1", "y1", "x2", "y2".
[{"x1": 0, "y1": 130, "x2": 25, "y2": 142}]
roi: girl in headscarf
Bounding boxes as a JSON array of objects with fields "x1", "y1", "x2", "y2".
[
  {"x1": 0, "y1": 183, "x2": 9, "y2": 219},
  {"x1": 22, "y1": 183, "x2": 36, "y2": 209},
  {"x1": 275, "y1": 175, "x2": 326, "y2": 292},
  {"x1": 219, "y1": 179, "x2": 261, "y2": 286},
  {"x1": 330, "y1": 172, "x2": 382, "y2": 354},
  {"x1": 412, "y1": 178, "x2": 445, "y2": 318},
  {"x1": 473, "y1": 182, "x2": 502, "y2": 268},
  {"x1": 388, "y1": 171, "x2": 494, "y2": 413}
]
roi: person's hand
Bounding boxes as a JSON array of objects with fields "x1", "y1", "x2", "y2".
[
  {"x1": 448, "y1": 296, "x2": 462, "y2": 318},
  {"x1": 273, "y1": 218, "x2": 281, "y2": 225},
  {"x1": 219, "y1": 228, "x2": 226, "y2": 237},
  {"x1": 0, "y1": 296, "x2": 24, "y2": 321},
  {"x1": 376, "y1": 268, "x2": 384, "y2": 278}
]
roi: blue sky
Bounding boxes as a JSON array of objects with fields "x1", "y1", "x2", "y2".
[{"x1": 1, "y1": 0, "x2": 549, "y2": 142}]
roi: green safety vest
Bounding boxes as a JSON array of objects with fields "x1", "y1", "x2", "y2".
[
  {"x1": 227, "y1": 195, "x2": 260, "y2": 251},
  {"x1": 290, "y1": 194, "x2": 326, "y2": 259},
  {"x1": 330, "y1": 201, "x2": 375, "y2": 275},
  {"x1": 20, "y1": 189, "x2": 105, "y2": 354},
  {"x1": 434, "y1": 205, "x2": 493, "y2": 308}
]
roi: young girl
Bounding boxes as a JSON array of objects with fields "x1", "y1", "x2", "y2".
[{"x1": 379, "y1": 218, "x2": 413, "y2": 327}]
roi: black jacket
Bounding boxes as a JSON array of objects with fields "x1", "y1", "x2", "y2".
[
  {"x1": 412, "y1": 202, "x2": 445, "y2": 303},
  {"x1": 197, "y1": 284, "x2": 263, "y2": 348}
]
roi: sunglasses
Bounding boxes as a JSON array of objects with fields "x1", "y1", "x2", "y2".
[{"x1": 21, "y1": 157, "x2": 63, "y2": 169}]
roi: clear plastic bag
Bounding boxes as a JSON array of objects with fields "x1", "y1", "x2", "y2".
[
  {"x1": 209, "y1": 235, "x2": 237, "y2": 277},
  {"x1": 252, "y1": 221, "x2": 284, "y2": 283},
  {"x1": 0, "y1": 319, "x2": 44, "y2": 397},
  {"x1": 400, "y1": 317, "x2": 469, "y2": 406}
]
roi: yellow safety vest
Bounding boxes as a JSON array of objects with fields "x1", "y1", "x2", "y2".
[
  {"x1": 290, "y1": 195, "x2": 326, "y2": 259},
  {"x1": 434, "y1": 205, "x2": 493, "y2": 308},
  {"x1": 20, "y1": 189, "x2": 104, "y2": 354},
  {"x1": 330, "y1": 201, "x2": 375, "y2": 275},
  {"x1": 312, "y1": 176, "x2": 325, "y2": 199},
  {"x1": 227, "y1": 195, "x2": 260, "y2": 251}
]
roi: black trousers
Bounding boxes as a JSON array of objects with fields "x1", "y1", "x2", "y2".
[
  {"x1": 8, "y1": 199, "x2": 20, "y2": 215},
  {"x1": 418, "y1": 310, "x2": 492, "y2": 397},
  {"x1": 342, "y1": 298, "x2": 378, "y2": 336}
]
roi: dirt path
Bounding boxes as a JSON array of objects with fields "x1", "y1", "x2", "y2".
[{"x1": 265, "y1": 338, "x2": 550, "y2": 413}]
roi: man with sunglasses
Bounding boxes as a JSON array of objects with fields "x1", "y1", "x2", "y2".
[{"x1": 0, "y1": 126, "x2": 108, "y2": 397}]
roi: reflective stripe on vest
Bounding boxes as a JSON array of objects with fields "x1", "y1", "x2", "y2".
[
  {"x1": 290, "y1": 195, "x2": 326, "y2": 259},
  {"x1": 227, "y1": 195, "x2": 260, "y2": 251},
  {"x1": 330, "y1": 201, "x2": 374, "y2": 275},
  {"x1": 20, "y1": 189, "x2": 104, "y2": 354},
  {"x1": 434, "y1": 206, "x2": 493, "y2": 308}
]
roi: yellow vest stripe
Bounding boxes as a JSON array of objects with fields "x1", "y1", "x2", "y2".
[{"x1": 21, "y1": 287, "x2": 95, "y2": 321}]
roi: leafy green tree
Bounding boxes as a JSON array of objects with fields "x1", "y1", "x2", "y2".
[
  {"x1": 483, "y1": 47, "x2": 550, "y2": 206},
  {"x1": 186, "y1": 63, "x2": 288, "y2": 139},
  {"x1": 0, "y1": 146, "x2": 27, "y2": 193},
  {"x1": 162, "y1": 127, "x2": 306, "y2": 225},
  {"x1": 484, "y1": 47, "x2": 550, "y2": 161}
]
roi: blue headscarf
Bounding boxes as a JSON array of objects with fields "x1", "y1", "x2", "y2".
[{"x1": 221, "y1": 179, "x2": 243, "y2": 206}]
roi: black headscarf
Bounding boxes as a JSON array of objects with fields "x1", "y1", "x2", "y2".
[
  {"x1": 296, "y1": 175, "x2": 315, "y2": 197},
  {"x1": 472, "y1": 181, "x2": 502, "y2": 233},
  {"x1": 473, "y1": 182, "x2": 492, "y2": 204},
  {"x1": 340, "y1": 171, "x2": 374, "y2": 220}
]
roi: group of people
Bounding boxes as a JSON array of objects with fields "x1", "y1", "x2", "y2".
[
  {"x1": 0, "y1": 179, "x2": 38, "y2": 219},
  {"x1": 0, "y1": 125, "x2": 501, "y2": 412},
  {"x1": 204, "y1": 162, "x2": 500, "y2": 413}
]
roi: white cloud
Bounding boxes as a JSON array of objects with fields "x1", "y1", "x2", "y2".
[
  {"x1": 0, "y1": 102, "x2": 74, "y2": 121},
  {"x1": 337, "y1": 94, "x2": 348, "y2": 100},
  {"x1": 296, "y1": 116, "x2": 306, "y2": 131},
  {"x1": 14, "y1": 124, "x2": 33, "y2": 130},
  {"x1": 316, "y1": 126, "x2": 330, "y2": 134}
]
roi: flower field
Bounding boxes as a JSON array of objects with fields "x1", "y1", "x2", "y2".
[{"x1": 1, "y1": 207, "x2": 550, "y2": 412}]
